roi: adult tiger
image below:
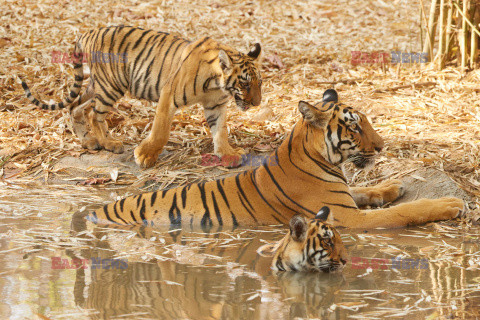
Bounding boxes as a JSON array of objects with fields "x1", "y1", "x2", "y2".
[
  {"x1": 87, "y1": 89, "x2": 464, "y2": 228},
  {"x1": 22, "y1": 26, "x2": 262, "y2": 168}
]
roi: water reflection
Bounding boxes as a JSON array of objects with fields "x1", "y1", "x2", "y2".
[
  {"x1": 69, "y1": 211, "x2": 348, "y2": 319},
  {"x1": 0, "y1": 186, "x2": 479, "y2": 319}
]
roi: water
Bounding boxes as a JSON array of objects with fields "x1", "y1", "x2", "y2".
[{"x1": 1, "y1": 184, "x2": 479, "y2": 319}]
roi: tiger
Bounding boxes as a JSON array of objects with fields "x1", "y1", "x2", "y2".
[
  {"x1": 86, "y1": 88, "x2": 465, "y2": 229},
  {"x1": 257, "y1": 206, "x2": 348, "y2": 272},
  {"x1": 21, "y1": 26, "x2": 262, "y2": 168}
]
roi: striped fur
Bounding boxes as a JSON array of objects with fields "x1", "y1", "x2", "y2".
[
  {"x1": 22, "y1": 26, "x2": 262, "y2": 166},
  {"x1": 87, "y1": 89, "x2": 464, "y2": 229},
  {"x1": 257, "y1": 207, "x2": 348, "y2": 273}
]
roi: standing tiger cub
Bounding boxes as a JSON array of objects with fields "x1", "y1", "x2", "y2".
[{"x1": 22, "y1": 26, "x2": 262, "y2": 168}]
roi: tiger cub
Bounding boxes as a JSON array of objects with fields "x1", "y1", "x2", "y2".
[
  {"x1": 22, "y1": 26, "x2": 262, "y2": 167},
  {"x1": 258, "y1": 207, "x2": 348, "y2": 273}
]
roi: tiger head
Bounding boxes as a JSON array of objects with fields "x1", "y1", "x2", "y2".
[
  {"x1": 298, "y1": 89, "x2": 384, "y2": 169},
  {"x1": 258, "y1": 207, "x2": 348, "y2": 273},
  {"x1": 218, "y1": 43, "x2": 262, "y2": 111}
]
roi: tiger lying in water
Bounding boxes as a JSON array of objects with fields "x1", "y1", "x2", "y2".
[
  {"x1": 22, "y1": 26, "x2": 262, "y2": 168},
  {"x1": 258, "y1": 207, "x2": 348, "y2": 273},
  {"x1": 87, "y1": 89, "x2": 464, "y2": 229}
]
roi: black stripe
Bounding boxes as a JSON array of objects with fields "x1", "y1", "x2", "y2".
[
  {"x1": 249, "y1": 169, "x2": 285, "y2": 222},
  {"x1": 204, "y1": 102, "x2": 225, "y2": 110},
  {"x1": 113, "y1": 202, "x2": 129, "y2": 224},
  {"x1": 132, "y1": 30, "x2": 151, "y2": 50},
  {"x1": 119, "y1": 198, "x2": 126, "y2": 211},
  {"x1": 168, "y1": 193, "x2": 181, "y2": 225},
  {"x1": 324, "y1": 202, "x2": 358, "y2": 209},
  {"x1": 263, "y1": 163, "x2": 316, "y2": 216},
  {"x1": 139, "y1": 199, "x2": 147, "y2": 225},
  {"x1": 198, "y1": 183, "x2": 212, "y2": 227},
  {"x1": 302, "y1": 143, "x2": 347, "y2": 183},
  {"x1": 129, "y1": 210, "x2": 136, "y2": 222},
  {"x1": 287, "y1": 126, "x2": 341, "y2": 184},
  {"x1": 237, "y1": 191, "x2": 257, "y2": 223},
  {"x1": 210, "y1": 191, "x2": 223, "y2": 225},
  {"x1": 179, "y1": 37, "x2": 209, "y2": 66},
  {"x1": 182, "y1": 84, "x2": 187, "y2": 105},
  {"x1": 150, "y1": 191, "x2": 158, "y2": 207},
  {"x1": 155, "y1": 38, "x2": 180, "y2": 92},
  {"x1": 235, "y1": 174, "x2": 254, "y2": 212},
  {"x1": 181, "y1": 185, "x2": 188, "y2": 208},
  {"x1": 102, "y1": 205, "x2": 120, "y2": 224}
]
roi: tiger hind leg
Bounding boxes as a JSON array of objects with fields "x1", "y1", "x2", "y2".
[
  {"x1": 69, "y1": 82, "x2": 101, "y2": 150},
  {"x1": 350, "y1": 179, "x2": 405, "y2": 208},
  {"x1": 342, "y1": 197, "x2": 464, "y2": 228},
  {"x1": 88, "y1": 98, "x2": 124, "y2": 154}
]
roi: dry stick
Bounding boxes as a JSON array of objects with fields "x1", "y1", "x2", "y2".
[
  {"x1": 423, "y1": 0, "x2": 439, "y2": 62},
  {"x1": 373, "y1": 81, "x2": 437, "y2": 93},
  {"x1": 437, "y1": 0, "x2": 446, "y2": 69}
]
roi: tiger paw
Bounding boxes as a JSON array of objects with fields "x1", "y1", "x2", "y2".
[
  {"x1": 81, "y1": 135, "x2": 102, "y2": 151},
  {"x1": 374, "y1": 179, "x2": 405, "y2": 204},
  {"x1": 134, "y1": 142, "x2": 161, "y2": 168},
  {"x1": 103, "y1": 139, "x2": 124, "y2": 154},
  {"x1": 216, "y1": 147, "x2": 245, "y2": 168},
  {"x1": 416, "y1": 197, "x2": 465, "y2": 221}
]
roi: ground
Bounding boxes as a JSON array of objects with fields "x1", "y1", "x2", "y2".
[{"x1": 0, "y1": 0, "x2": 479, "y2": 214}]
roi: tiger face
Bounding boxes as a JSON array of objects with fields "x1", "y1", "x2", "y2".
[
  {"x1": 298, "y1": 89, "x2": 384, "y2": 169},
  {"x1": 258, "y1": 207, "x2": 348, "y2": 273},
  {"x1": 221, "y1": 43, "x2": 262, "y2": 111}
]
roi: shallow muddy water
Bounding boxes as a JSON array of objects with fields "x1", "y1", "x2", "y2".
[{"x1": 1, "y1": 183, "x2": 479, "y2": 319}]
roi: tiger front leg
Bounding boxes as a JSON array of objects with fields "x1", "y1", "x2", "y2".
[
  {"x1": 350, "y1": 179, "x2": 405, "y2": 208},
  {"x1": 339, "y1": 197, "x2": 464, "y2": 228},
  {"x1": 134, "y1": 94, "x2": 176, "y2": 168},
  {"x1": 204, "y1": 103, "x2": 244, "y2": 168}
]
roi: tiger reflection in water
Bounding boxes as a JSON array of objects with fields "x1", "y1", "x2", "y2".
[{"x1": 68, "y1": 210, "x2": 347, "y2": 319}]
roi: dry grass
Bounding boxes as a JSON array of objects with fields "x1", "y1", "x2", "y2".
[{"x1": 1, "y1": 0, "x2": 479, "y2": 208}]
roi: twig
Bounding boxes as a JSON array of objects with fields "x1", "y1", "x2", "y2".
[{"x1": 373, "y1": 82, "x2": 437, "y2": 93}]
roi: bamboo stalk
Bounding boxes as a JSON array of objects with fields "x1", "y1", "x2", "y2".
[
  {"x1": 460, "y1": 0, "x2": 469, "y2": 69},
  {"x1": 437, "y1": 0, "x2": 446, "y2": 69},
  {"x1": 423, "y1": 0, "x2": 439, "y2": 62},
  {"x1": 444, "y1": 0, "x2": 453, "y2": 65},
  {"x1": 469, "y1": 4, "x2": 478, "y2": 68}
]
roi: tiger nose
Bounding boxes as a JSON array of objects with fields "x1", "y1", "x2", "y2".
[
  {"x1": 375, "y1": 146, "x2": 382, "y2": 153},
  {"x1": 340, "y1": 258, "x2": 347, "y2": 265}
]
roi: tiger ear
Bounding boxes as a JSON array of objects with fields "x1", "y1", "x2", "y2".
[
  {"x1": 315, "y1": 206, "x2": 335, "y2": 224},
  {"x1": 298, "y1": 101, "x2": 331, "y2": 128},
  {"x1": 257, "y1": 242, "x2": 279, "y2": 257},
  {"x1": 323, "y1": 89, "x2": 338, "y2": 103},
  {"x1": 218, "y1": 50, "x2": 233, "y2": 75},
  {"x1": 289, "y1": 215, "x2": 308, "y2": 242},
  {"x1": 247, "y1": 43, "x2": 261, "y2": 60}
]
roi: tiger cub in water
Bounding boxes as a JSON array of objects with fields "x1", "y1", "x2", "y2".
[
  {"x1": 22, "y1": 26, "x2": 262, "y2": 168},
  {"x1": 258, "y1": 207, "x2": 348, "y2": 273}
]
